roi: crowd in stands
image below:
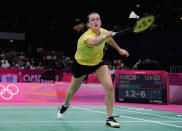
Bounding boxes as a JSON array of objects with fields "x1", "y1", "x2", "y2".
[
  {"x1": 0, "y1": 47, "x2": 72, "y2": 70},
  {"x1": 0, "y1": 47, "x2": 127, "y2": 72}
]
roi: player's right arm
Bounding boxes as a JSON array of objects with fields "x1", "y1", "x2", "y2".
[{"x1": 86, "y1": 31, "x2": 113, "y2": 46}]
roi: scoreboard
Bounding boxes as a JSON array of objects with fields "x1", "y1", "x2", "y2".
[{"x1": 115, "y1": 70, "x2": 169, "y2": 104}]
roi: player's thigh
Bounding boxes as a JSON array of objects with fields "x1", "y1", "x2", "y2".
[
  {"x1": 95, "y1": 65, "x2": 113, "y2": 88},
  {"x1": 70, "y1": 75, "x2": 87, "y2": 90}
]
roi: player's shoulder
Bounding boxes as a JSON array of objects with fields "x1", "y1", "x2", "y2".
[
  {"x1": 100, "y1": 28, "x2": 108, "y2": 33},
  {"x1": 80, "y1": 29, "x2": 94, "y2": 38},
  {"x1": 78, "y1": 29, "x2": 91, "y2": 41}
]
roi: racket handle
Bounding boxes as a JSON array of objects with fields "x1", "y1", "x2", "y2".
[{"x1": 112, "y1": 32, "x2": 118, "y2": 36}]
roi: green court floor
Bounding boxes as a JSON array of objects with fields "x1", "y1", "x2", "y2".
[{"x1": 0, "y1": 105, "x2": 182, "y2": 131}]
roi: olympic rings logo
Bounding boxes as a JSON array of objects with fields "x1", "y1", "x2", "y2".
[{"x1": 0, "y1": 84, "x2": 19, "y2": 100}]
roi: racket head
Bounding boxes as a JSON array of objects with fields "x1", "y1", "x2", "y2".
[{"x1": 133, "y1": 15, "x2": 155, "y2": 33}]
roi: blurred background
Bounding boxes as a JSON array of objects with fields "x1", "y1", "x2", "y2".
[{"x1": 0, "y1": 0, "x2": 181, "y2": 72}]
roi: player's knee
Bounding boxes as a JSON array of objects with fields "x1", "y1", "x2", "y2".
[{"x1": 106, "y1": 86, "x2": 113, "y2": 92}]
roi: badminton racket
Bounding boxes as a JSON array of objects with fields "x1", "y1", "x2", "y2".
[{"x1": 112, "y1": 15, "x2": 155, "y2": 35}]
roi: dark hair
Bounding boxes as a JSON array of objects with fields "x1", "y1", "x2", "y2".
[{"x1": 87, "y1": 12, "x2": 100, "y2": 22}]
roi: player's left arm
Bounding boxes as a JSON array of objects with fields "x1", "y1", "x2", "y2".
[{"x1": 108, "y1": 38, "x2": 129, "y2": 57}]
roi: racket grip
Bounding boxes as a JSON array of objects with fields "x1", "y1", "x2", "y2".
[{"x1": 112, "y1": 32, "x2": 118, "y2": 36}]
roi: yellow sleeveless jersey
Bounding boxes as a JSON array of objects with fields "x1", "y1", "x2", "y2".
[{"x1": 75, "y1": 28, "x2": 108, "y2": 66}]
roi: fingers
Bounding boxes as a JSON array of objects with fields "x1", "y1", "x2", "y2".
[
  {"x1": 125, "y1": 51, "x2": 129, "y2": 57},
  {"x1": 120, "y1": 49, "x2": 129, "y2": 57},
  {"x1": 126, "y1": 53, "x2": 129, "y2": 57}
]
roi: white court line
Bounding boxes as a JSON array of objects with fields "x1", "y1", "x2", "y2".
[
  {"x1": 0, "y1": 121, "x2": 182, "y2": 124},
  {"x1": 127, "y1": 107, "x2": 136, "y2": 109},
  {"x1": 115, "y1": 108, "x2": 182, "y2": 121},
  {"x1": 118, "y1": 106, "x2": 152, "y2": 111},
  {"x1": 135, "y1": 108, "x2": 145, "y2": 110},
  {"x1": 74, "y1": 107, "x2": 182, "y2": 129}
]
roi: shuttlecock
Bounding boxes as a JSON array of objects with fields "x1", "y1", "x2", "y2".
[{"x1": 129, "y1": 11, "x2": 140, "y2": 19}]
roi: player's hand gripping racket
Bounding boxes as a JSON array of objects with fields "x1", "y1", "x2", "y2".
[{"x1": 112, "y1": 15, "x2": 155, "y2": 35}]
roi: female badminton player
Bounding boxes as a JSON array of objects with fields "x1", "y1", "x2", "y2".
[{"x1": 57, "y1": 12, "x2": 129, "y2": 128}]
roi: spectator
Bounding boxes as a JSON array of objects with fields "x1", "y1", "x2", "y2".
[{"x1": 1, "y1": 56, "x2": 10, "y2": 68}]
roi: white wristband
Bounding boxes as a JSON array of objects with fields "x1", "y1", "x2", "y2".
[{"x1": 102, "y1": 35, "x2": 107, "y2": 39}]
